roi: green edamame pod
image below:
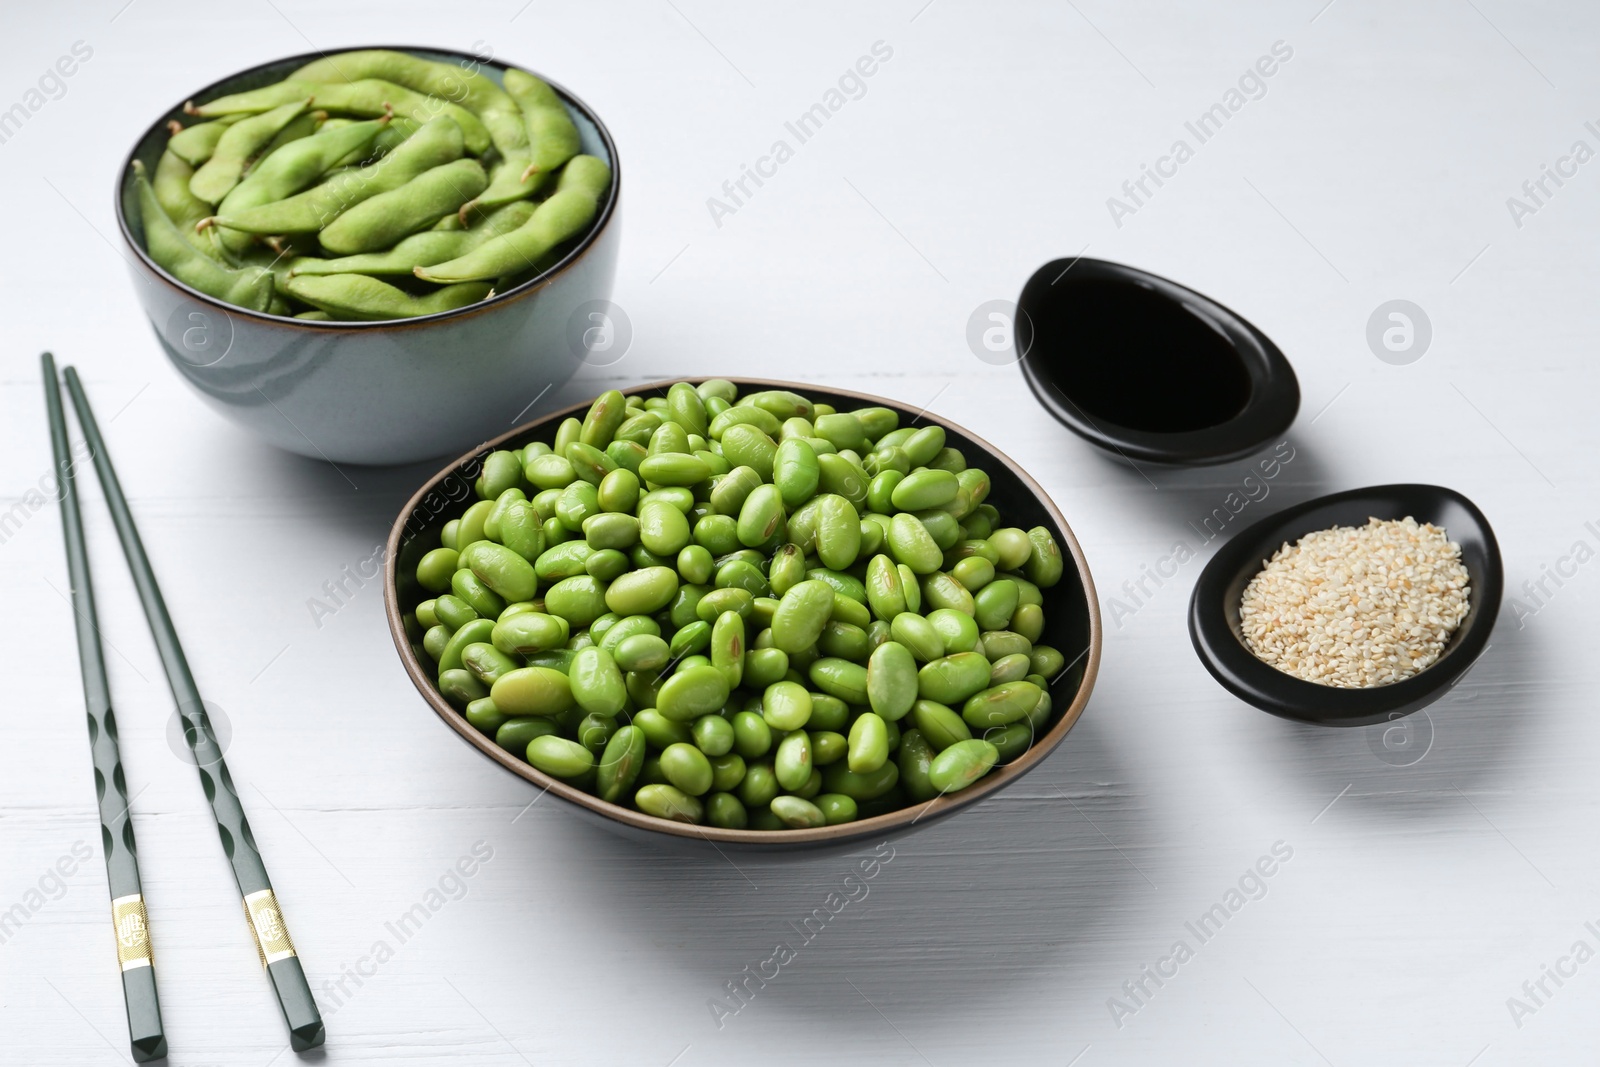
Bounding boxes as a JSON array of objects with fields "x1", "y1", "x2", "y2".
[
  {"x1": 505, "y1": 68, "x2": 581, "y2": 179},
  {"x1": 333, "y1": 115, "x2": 418, "y2": 168},
  {"x1": 152, "y1": 150, "x2": 217, "y2": 259},
  {"x1": 284, "y1": 274, "x2": 491, "y2": 320},
  {"x1": 287, "y1": 201, "x2": 536, "y2": 277},
  {"x1": 189, "y1": 99, "x2": 310, "y2": 203},
  {"x1": 191, "y1": 79, "x2": 488, "y2": 152},
  {"x1": 166, "y1": 115, "x2": 240, "y2": 166},
  {"x1": 291, "y1": 50, "x2": 523, "y2": 162},
  {"x1": 210, "y1": 115, "x2": 465, "y2": 234},
  {"x1": 220, "y1": 114, "x2": 385, "y2": 240},
  {"x1": 131, "y1": 163, "x2": 274, "y2": 311},
  {"x1": 414, "y1": 155, "x2": 611, "y2": 284},
  {"x1": 318, "y1": 158, "x2": 487, "y2": 254},
  {"x1": 464, "y1": 68, "x2": 575, "y2": 208}
]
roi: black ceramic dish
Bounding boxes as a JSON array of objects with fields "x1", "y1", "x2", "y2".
[
  {"x1": 1188, "y1": 484, "x2": 1502, "y2": 727},
  {"x1": 1017, "y1": 257, "x2": 1299, "y2": 466},
  {"x1": 385, "y1": 379, "x2": 1103, "y2": 852}
]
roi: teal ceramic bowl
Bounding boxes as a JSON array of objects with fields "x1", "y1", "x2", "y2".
[{"x1": 114, "y1": 45, "x2": 621, "y2": 465}]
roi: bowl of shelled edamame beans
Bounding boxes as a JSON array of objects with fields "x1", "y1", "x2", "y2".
[
  {"x1": 385, "y1": 379, "x2": 1103, "y2": 851},
  {"x1": 114, "y1": 46, "x2": 620, "y2": 465}
]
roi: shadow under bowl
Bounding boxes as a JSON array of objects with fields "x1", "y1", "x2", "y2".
[
  {"x1": 384, "y1": 378, "x2": 1103, "y2": 852},
  {"x1": 114, "y1": 44, "x2": 621, "y2": 466},
  {"x1": 1017, "y1": 257, "x2": 1299, "y2": 466},
  {"x1": 1188, "y1": 484, "x2": 1503, "y2": 727}
]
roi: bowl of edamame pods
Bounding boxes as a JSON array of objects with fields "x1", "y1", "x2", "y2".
[
  {"x1": 385, "y1": 379, "x2": 1102, "y2": 850},
  {"x1": 114, "y1": 46, "x2": 620, "y2": 465}
]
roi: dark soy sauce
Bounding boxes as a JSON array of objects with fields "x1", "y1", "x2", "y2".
[{"x1": 1029, "y1": 278, "x2": 1252, "y2": 433}]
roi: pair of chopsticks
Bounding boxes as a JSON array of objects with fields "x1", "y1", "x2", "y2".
[{"x1": 42, "y1": 353, "x2": 324, "y2": 1059}]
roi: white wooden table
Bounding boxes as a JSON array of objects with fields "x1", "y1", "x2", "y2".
[{"x1": 4, "y1": 2, "x2": 1596, "y2": 1063}]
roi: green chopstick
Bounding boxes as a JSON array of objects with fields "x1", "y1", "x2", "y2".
[
  {"x1": 60, "y1": 364, "x2": 325, "y2": 1053},
  {"x1": 43, "y1": 353, "x2": 167, "y2": 1063}
]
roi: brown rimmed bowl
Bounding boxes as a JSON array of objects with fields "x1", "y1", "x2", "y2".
[
  {"x1": 114, "y1": 45, "x2": 621, "y2": 465},
  {"x1": 383, "y1": 379, "x2": 1102, "y2": 851}
]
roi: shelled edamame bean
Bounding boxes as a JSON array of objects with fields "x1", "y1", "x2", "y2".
[
  {"x1": 407, "y1": 382, "x2": 1074, "y2": 831},
  {"x1": 132, "y1": 49, "x2": 606, "y2": 322}
]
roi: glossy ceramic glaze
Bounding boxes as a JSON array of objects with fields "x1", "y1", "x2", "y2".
[
  {"x1": 115, "y1": 46, "x2": 621, "y2": 465},
  {"x1": 1188, "y1": 484, "x2": 1502, "y2": 726},
  {"x1": 384, "y1": 379, "x2": 1103, "y2": 852},
  {"x1": 1017, "y1": 257, "x2": 1299, "y2": 466}
]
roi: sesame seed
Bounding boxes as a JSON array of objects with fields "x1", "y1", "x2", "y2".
[{"x1": 1239, "y1": 517, "x2": 1471, "y2": 688}]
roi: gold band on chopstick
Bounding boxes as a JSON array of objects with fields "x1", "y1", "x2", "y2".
[
  {"x1": 243, "y1": 889, "x2": 297, "y2": 967},
  {"x1": 112, "y1": 894, "x2": 153, "y2": 972}
]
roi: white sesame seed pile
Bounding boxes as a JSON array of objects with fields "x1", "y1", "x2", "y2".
[{"x1": 1239, "y1": 516, "x2": 1471, "y2": 688}]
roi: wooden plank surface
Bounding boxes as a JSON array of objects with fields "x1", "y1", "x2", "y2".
[{"x1": 3, "y1": 2, "x2": 1596, "y2": 1063}]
